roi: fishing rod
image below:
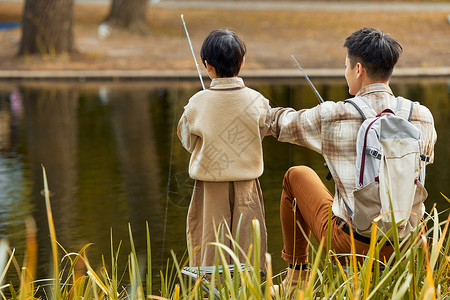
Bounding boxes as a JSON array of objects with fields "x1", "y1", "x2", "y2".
[
  {"x1": 162, "y1": 15, "x2": 204, "y2": 267},
  {"x1": 291, "y1": 54, "x2": 324, "y2": 104},
  {"x1": 181, "y1": 14, "x2": 206, "y2": 90},
  {"x1": 291, "y1": 55, "x2": 332, "y2": 180},
  {"x1": 162, "y1": 14, "x2": 204, "y2": 267}
]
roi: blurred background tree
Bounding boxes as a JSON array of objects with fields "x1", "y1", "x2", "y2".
[
  {"x1": 103, "y1": 0, "x2": 149, "y2": 34},
  {"x1": 19, "y1": 0, "x2": 74, "y2": 55}
]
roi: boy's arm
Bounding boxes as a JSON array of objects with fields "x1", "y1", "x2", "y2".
[
  {"x1": 177, "y1": 112, "x2": 198, "y2": 153},
  {"x1": 259, "y1": 99, "x2": 273, "y2": 138},
  {"x1": 269, "y1": 105, "x2": 322, "y2": 153}
]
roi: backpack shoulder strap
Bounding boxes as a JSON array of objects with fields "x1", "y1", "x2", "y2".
[
  {"x1": 344, "y1": 96, "x2": 377, "y2": 120},
  {"x1": 394, "y1": 97, "x2": 414, "y2": 121},
  {"x1": 395, "y1": 97, "x2": 429, "y2": 162}
]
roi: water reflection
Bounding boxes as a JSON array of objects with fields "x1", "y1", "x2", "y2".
[{"x1": 0, "y1": 78, "x2": 448, "y2": 291}]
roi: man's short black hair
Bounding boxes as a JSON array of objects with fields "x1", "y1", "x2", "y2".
[
  {"x1": 200, "y1": 29, "x2": 246, "y2": 77},
  {"x1": 344, "y1": 27, "x2": 403, "y2": 81}
]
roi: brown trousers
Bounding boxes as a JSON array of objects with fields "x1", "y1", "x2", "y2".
[
  {"x1": 187, "y1": 179, "x2": 267, "y2": 268},
  {"x1": 280, "y1": 166, "x2": 394, "y2": 265}
]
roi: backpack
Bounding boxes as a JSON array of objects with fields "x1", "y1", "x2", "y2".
[{"x1": 344, "y1": 97, "x2": 429, "y2": 239}]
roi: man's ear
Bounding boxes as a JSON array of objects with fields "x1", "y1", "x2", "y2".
[{"x1": 356, "y1": 62, "x2": 365, "y2": 79}]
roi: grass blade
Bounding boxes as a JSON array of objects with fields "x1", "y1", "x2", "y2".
[
  {"x1": 146, "y1": 222, "x2": 152, "y2": 297},
  {"x1": 42, "y1": 165, "x2": 61, "y2": 300}
]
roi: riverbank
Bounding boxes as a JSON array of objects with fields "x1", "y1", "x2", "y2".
[
  {"x1": 1, "y1": 67, "x2": 449, "y2": 81},
  {"x1": 0, "y1": 1, "x2": 449, "y2": 78}
]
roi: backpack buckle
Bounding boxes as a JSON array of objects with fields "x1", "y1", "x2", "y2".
[
  {"x1": 365, "y1": 148, "x2": 382, "y2": 160},
  {"x1": 420, "y1": 154, "x2": 430, "y2": 162}
]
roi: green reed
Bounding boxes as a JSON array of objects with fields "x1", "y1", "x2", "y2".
[{"x1": 0, "y1": 166, "x2": 448, "y2": 299}]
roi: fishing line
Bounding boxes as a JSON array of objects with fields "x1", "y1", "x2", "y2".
[
  {"x1": 160, "y1": 83, "x2": 178, "y2": 269},
  {"x1": 287, "y1": 84, "x2": 293, "y2": 168}
]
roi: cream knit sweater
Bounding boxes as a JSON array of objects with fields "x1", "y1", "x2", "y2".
[{"x1": 178, "y1": 77, "x2": 271, "y2": 182}]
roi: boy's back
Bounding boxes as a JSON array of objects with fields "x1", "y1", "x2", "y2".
[{"x1": 180, "y1": 77, "x2": 270, "y2": 182}]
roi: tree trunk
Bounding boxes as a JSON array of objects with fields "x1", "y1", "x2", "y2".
[
  {"x1": 104, "y1": 0, "x2": 149, "y2": 34},
  {"x1": 19, "y1": 0, "x2": 74, "y2": 55}
]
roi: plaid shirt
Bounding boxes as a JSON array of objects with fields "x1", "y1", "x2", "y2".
[{"x1": 270, "y1": 83, "x2": 437, "y2": 223}]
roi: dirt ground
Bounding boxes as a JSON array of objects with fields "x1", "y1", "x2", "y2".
[{"x1": 0, "y1": 2, "x2": 449, "y2": 71}]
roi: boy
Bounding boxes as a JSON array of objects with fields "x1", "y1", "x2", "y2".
[{"x1": 178, "y1": 29, "x2": 271, "y2": 268}]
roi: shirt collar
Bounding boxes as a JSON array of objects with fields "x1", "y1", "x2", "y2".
[
  {"x1": 209, "y1": 77, "x2": 245, "y2": 89},
  {"x1": 356, "y1": 83, "x2": 394, "y2": 97}
]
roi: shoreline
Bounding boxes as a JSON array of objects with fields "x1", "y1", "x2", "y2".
[{"x1": 0, "y1": 67, "x2": 449, "y2": 81}]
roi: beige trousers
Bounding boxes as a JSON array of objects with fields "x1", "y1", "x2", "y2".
[{"x1": 187, "y1": 179, "x2": 267, "y2": 269}]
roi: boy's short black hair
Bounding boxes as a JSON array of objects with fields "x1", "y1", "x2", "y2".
[
  {"x1": 200, "y1": 29, "x2": 246, "y2": 77},
  {"x1": 344, "y1": 27, "x2": 402, "y2": 81}
]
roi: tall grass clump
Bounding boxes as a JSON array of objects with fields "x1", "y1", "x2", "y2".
[{"x1": 0, "y1": 165, "x2": 449, "y2": 299}]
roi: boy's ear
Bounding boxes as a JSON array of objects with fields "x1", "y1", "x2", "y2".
[
  {"x1": 205, "y1": 60, "x2": 214, "y2": 71},
  {"x1": 241, "y1": 57, "x2": 245, "y2": 69}
]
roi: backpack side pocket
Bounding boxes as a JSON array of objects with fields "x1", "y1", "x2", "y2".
[
  {"x1": 352, "y1": 180, "x2": 381, "y2": 233},
  {"x1": 409, "y1": 180, "x2": 428, "y2": 229}
]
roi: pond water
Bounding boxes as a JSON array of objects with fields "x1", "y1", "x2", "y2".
[{"x1": 0, "y1": 78, "x2": 448, "y2": 291}]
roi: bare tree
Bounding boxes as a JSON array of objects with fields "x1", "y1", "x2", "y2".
[
  {"x1": 103, "y1": 0, "x2": 149, "y2": 34},
  {"x1": 19, "y1": 0, "x2": 74, "y2": 55}
]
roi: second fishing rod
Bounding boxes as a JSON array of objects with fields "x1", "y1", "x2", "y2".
[
  {"x1": 291, "y1": 54, "x2": 325, "y2": 104},
  {"x1": 291, "y1": 54, "x2": 333, "y2": 180}
]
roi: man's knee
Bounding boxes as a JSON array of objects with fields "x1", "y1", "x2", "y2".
[{"x1": 284, "y1": 166, "x2": 316, "y2": 185}]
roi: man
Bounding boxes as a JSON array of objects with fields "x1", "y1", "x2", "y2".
[{"x1": 269, "y1": 27, "x2": 437, "y2": 295}]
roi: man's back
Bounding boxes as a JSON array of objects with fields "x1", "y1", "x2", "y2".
[{"x1": 270, "y1": 83, "x2": 436, "y2": 223}]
